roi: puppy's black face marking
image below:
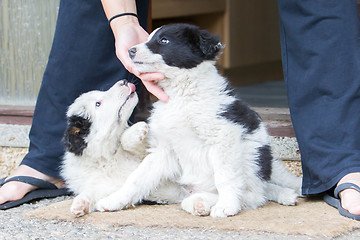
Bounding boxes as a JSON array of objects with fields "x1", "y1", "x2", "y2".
[
  {"x1": 146, "y1": 24, "x2": 222, "y2": 69},
  {"x1": 256, "y1": 145, "x2": 273, "y2": 181},
  {"x1": 63, "y1": 115, "x2": 91, "y2": 156},
  {"x1": 219, "y1": 100, "x2": 261, "y2": 134}
]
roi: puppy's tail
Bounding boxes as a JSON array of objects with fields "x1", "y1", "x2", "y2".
[{"x1": 270, "y1": 159, "x2": 302, "y2": 195}]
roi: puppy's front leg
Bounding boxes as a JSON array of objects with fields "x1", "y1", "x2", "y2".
[
  {"x1": 95, "y1": 149, "x2": 176, "y2": 212},
  {"x1": 121, "y1": 121, "x2": 148, "y2": 157},
  {"x1": 208, "y1": 149, "x2": 242, "y2": 218}
]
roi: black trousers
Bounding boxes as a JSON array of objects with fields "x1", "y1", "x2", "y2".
[
  {"x1": 21, "y1": 0, "x2": 149, "y2": 179},
  {"x1": 278, "y1": 0, "x2": 360, "y2": 194}
]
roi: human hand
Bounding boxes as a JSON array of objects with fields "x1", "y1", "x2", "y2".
[{"x1": 110, "y1": 17, "x2": 169, "y2": 102}]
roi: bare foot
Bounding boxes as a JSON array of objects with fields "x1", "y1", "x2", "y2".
[
  {"x1": 0, "y1": 165, "x2": 65, "y2": 205},
  {"x1": 337, "y1": 172, "x2": 360, "y2": 215}
]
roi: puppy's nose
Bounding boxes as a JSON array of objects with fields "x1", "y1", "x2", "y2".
[{"x1": 128, "y1": 47, "x2": 137, "y2": 60}]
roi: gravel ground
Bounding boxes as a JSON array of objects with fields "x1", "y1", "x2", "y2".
[{"x1": 1, "y1": 196, "x2": 360, "y2": 240}]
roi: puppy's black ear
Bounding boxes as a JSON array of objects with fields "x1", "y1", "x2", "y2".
[
  {"x1": 63, "y1": 115, "x2": 91, "y2": 156},
  {"x1": 198, "y1": 29, "x2": 223, "y2": 60}
]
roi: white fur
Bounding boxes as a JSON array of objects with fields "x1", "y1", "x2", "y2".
[
  {"x1": 61, "y1": 81, "x2": 185, "y2": 217},
  {"x1": 95, "y1": 26, "x2": 302, "y2": 218}
]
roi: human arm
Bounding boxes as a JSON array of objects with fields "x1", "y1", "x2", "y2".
[{"x1": 101, "y1": 0, "x2": 169, "y2": 102}]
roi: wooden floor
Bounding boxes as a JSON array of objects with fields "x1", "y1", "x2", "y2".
[{"x1": 233, "y1": 80, "x2": 288, "y2": 108}]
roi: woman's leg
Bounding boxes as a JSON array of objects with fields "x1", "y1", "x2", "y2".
[
  {"x1": 278, "y1": 0, "x2": 360, "y2": 214},
  {"x1": 0, "y1": 0, "x2": 149, "y2": 205}
]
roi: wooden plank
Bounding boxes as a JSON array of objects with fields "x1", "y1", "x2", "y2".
[
  {"x1": 152, "y1": 0, "x2": 226, "y2": 19},
  {"x1": 267, "y1": 126, "x2": 296, "y2": 138},
  {"x1": 255, "y1": 107, "x2": 296, "y2": 137},
  {"x1": 0, "y1": 105, "x2": 34, "y2": 117},
  {"x1": 223, "y1": 0, "x2": 281, "y2": 68},
  {"x1": 0, "y1": 116, "x2": 33, "y2": 125}
]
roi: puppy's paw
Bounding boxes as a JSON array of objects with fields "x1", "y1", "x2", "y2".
[
  {"x1": 295, "y1": 185, "x2": 303, "y2": 196},
  {"x1": 71, "y1": 195, "x2": 92, "y2": 217},
  {"x1": 276, "y1": 188, "x2": 298, "y2": 206},
  {"x1": 181, "y1": 197, "x2": 211, "y2": 216},
  {"x1": 210, "y1": 203, "x2": 240, "y2": 218},
  {"x1": 193, "y1": 198, "x2": 211, "y2": 216},
  {"x1": 121, "y1": 122, "x2": 149, "y2": 154},
  {"x1": 137, "y1": 122, "x2": 149, "y2": 142},
  {"x1": 95, "y1": 194, "x2": 127, "y2": 212},
  {"x1": 129, "y1": 121, "x2": 148, "y2": 142}
]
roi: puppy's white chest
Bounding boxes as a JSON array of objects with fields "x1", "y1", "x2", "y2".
[{"x1": 150, "y1": 105, "x2": 215, "y2": 190}]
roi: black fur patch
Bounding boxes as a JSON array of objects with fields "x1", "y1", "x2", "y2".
[
  {"x1": 221, "y1": 82, "x2": 235, "y2": 96},
  {"x1": 146, "y1": 24, "x2": 222, "y2": 69},
  {"x1": 63, "y1": 115, "x2": 91, "y2": 156},
  {"x1": 219, "y1": 100, "x2": 261, "y2": 134},
  {"x1": 256, "y1": 145, "x2": 273, "y2": 181}
]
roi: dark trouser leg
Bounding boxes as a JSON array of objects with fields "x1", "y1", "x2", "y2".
[
  {"x1": 21, "y1": 0, "x2": 149, "y2": 179},
  {"x1": 278, "y1": 0, "x2": 360, "y2": 195}
]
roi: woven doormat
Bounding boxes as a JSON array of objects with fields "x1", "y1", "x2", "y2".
[{"x1": 25, "y1": 197, "x2": 359, "y2": 238}]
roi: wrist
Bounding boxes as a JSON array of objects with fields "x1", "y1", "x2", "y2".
[
  {"x1": 110, "y1": 14, "x2": 139, "y2": 35},
  {"x1": 109, "y1": 13, "x2": 138, "y2": 25}
]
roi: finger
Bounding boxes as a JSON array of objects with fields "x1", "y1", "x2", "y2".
[
  {"x1": 142, "y1": 81, "x2": 169, "y2": 103},
  {"x1": 139, "y1": 72, "x2": 165, "y2": 82}
]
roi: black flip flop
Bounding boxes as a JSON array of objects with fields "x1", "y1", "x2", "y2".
[
  {"x1": 323, "y1": 182, "x2": 360, "y2": 221},
  {"x1": 0, "y1": 176, "x2": 72, "y2": 210}
]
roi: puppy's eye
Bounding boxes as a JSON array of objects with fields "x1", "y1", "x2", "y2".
[
  {"x1": 95, "y1": 101, "x2": 101, "y2": 108},
  {"x1": 119, "y1": 80, "x2": 126, "y2": 86},
  {"x1": 159, "y1": 37, "x2": 169, "y2": 45}
]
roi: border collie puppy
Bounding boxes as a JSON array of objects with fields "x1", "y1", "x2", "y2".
[
  {"x1": 61, "y1": 80, "x2": 185, "y2": 217},
  {"x1": 96, "y1": 24, "x2": 302, "y2": 218}
]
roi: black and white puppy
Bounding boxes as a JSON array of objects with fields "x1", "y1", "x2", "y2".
[
  {"x1": 61, "y1": 80, "x2": 185, "y2": 217},
  {"x1": 96, "y1": 24, "x2": 302, "y2": 218}
]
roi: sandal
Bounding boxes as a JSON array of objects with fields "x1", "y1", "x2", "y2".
[
  {"x1": 0, "y1": 176, "x2": 72, "y2": 210},
  {"x1": 324, "y1": 183, "x2": 360, "y2": 221}
]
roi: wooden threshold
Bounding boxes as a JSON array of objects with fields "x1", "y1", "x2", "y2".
[
  {"x1": 0, "y1": 105, "x2": 34, "y2": 125},
  {"x1": 0, "y1": 106, "x2": 295, "y2": 138},
  {"x1": 254, "y1": 107, "x2": 295, "y2": 138}
]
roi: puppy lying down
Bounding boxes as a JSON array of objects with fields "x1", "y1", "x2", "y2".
[
  {"x1": 95, "y1": 24, "x2": 302, "y2": 218},
  {"x1": 61, "y1": 80, "x2": 185, "y2": 217}
]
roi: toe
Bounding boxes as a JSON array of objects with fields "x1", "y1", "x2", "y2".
[
  {"x1": 340, "y1": 188, "x2": 360, "y2": 215},
  {"x1": 338, "y1": 173, "x2": 360, "y2": 216}
]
